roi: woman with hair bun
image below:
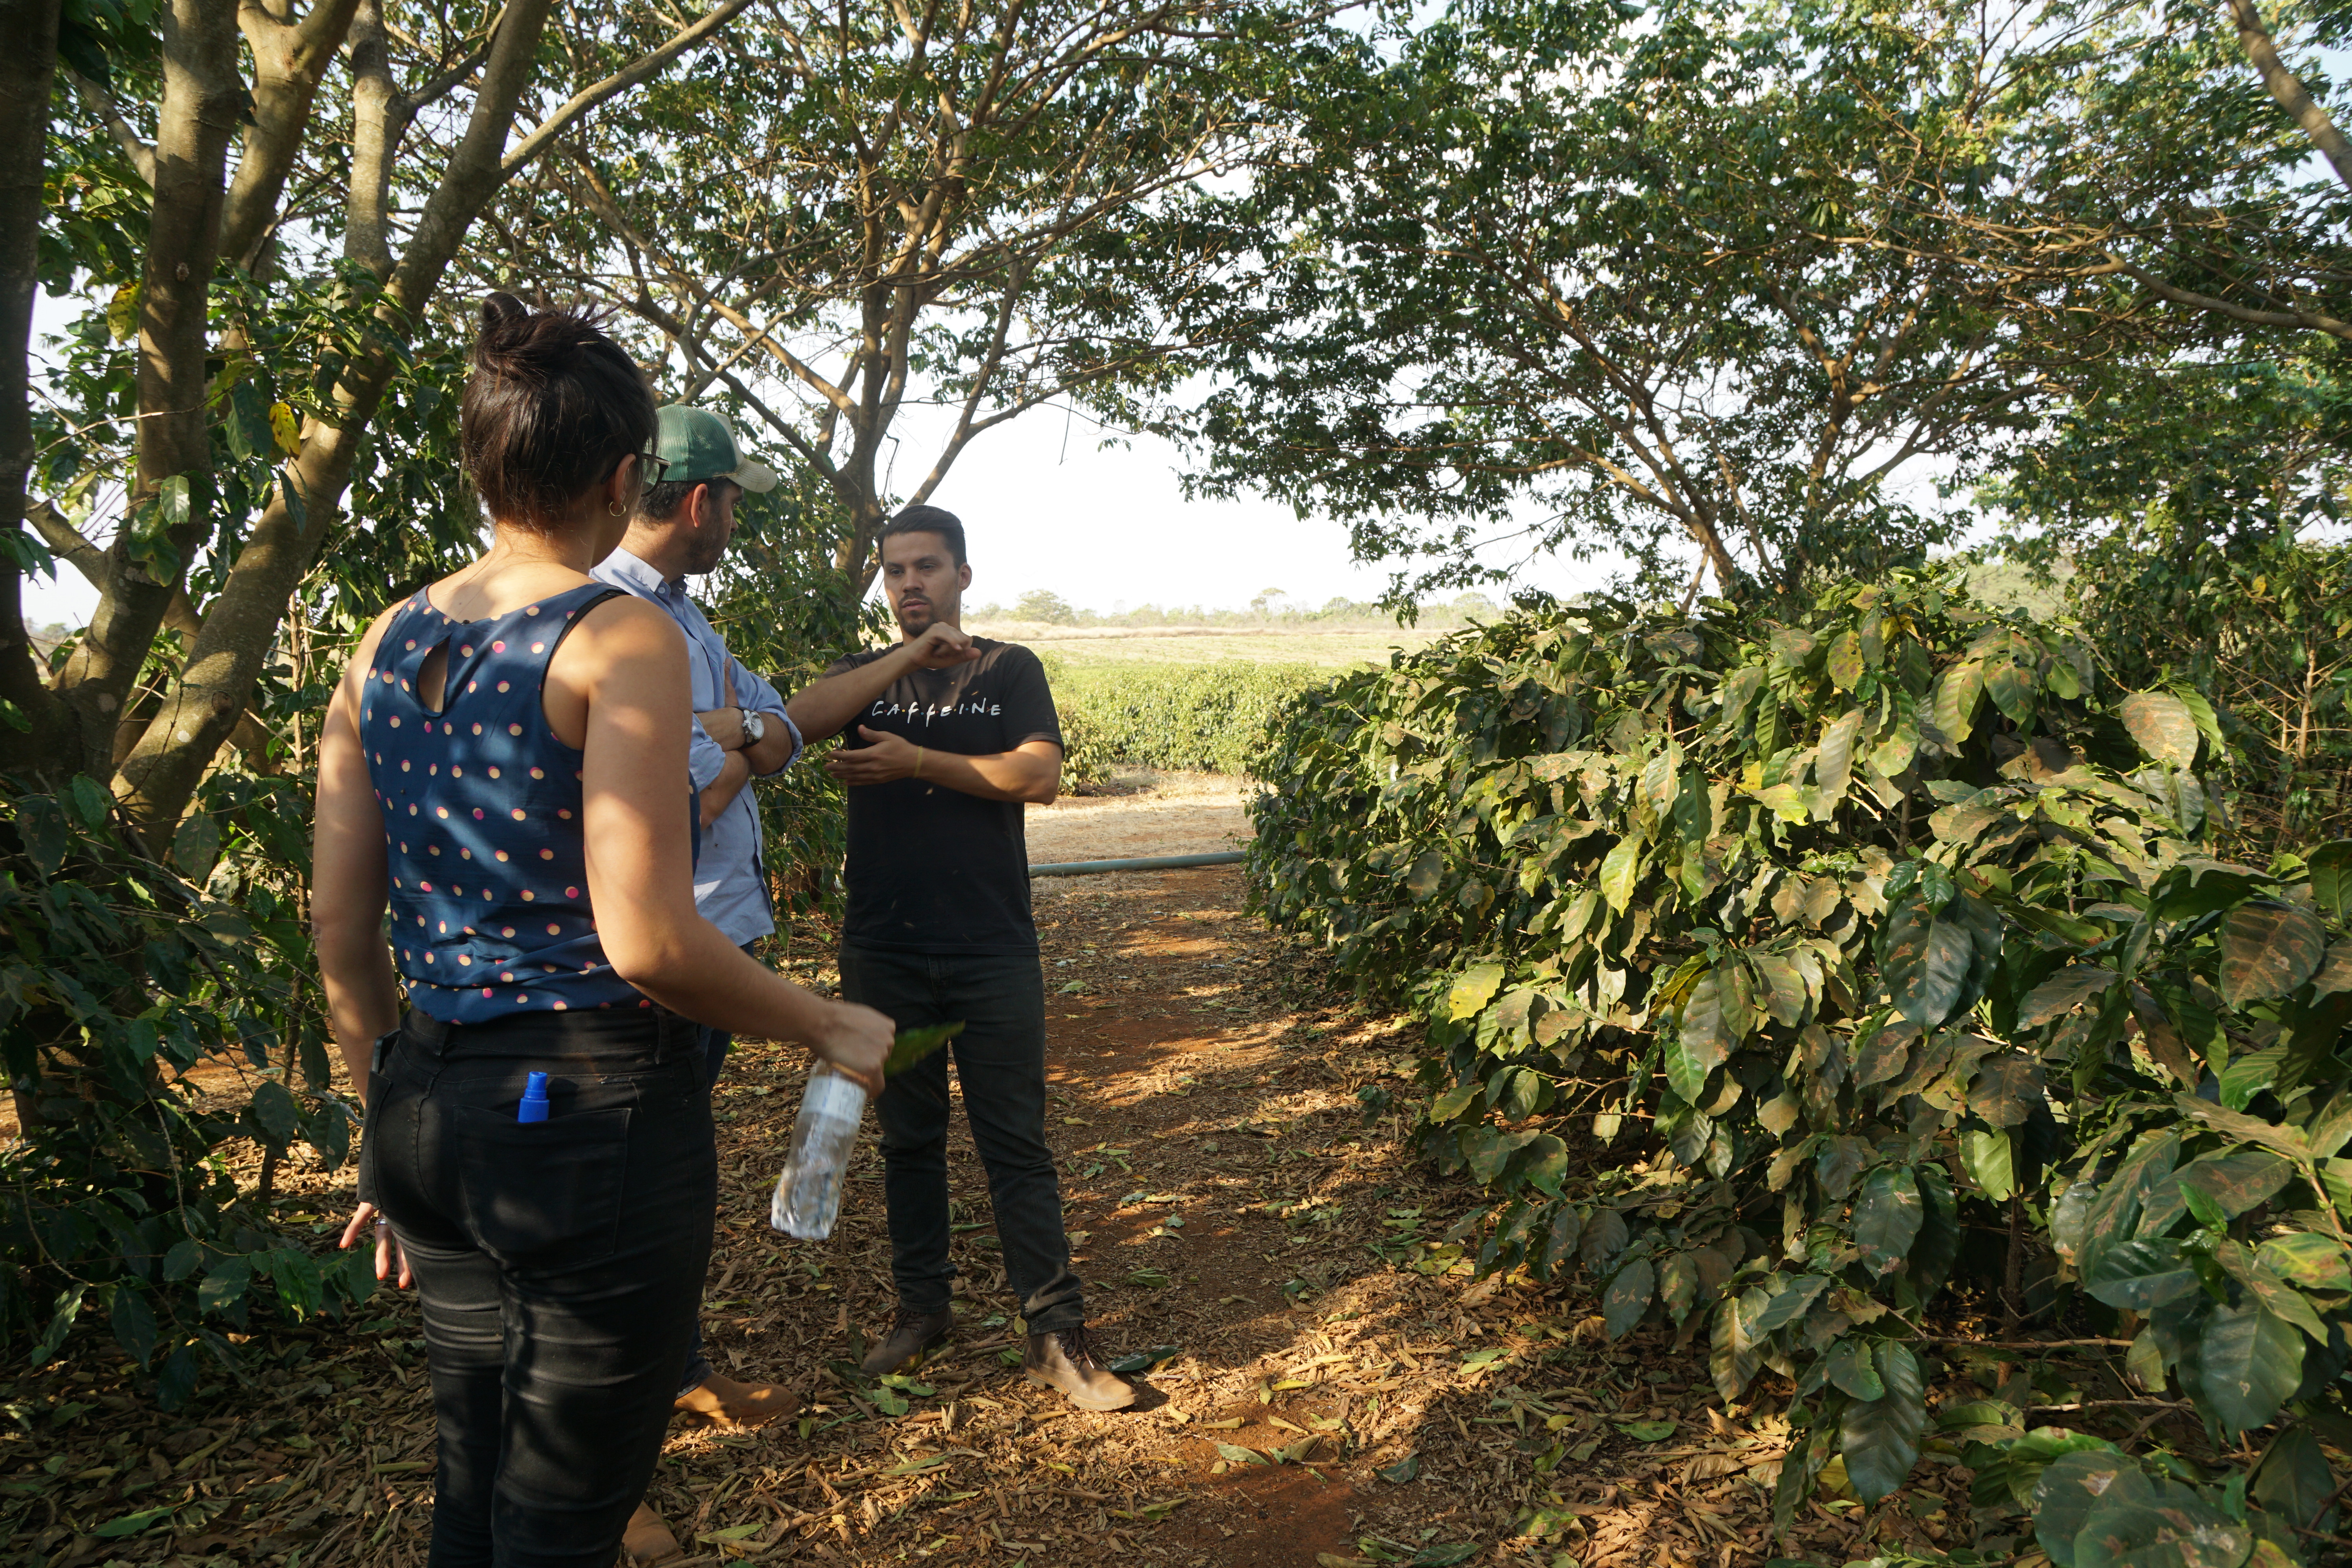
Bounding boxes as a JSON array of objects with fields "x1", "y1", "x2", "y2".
[{"x1": 313, "y1": 294, "x2": 893, "y2": 1567}]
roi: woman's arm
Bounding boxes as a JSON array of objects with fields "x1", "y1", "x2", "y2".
[
  {"x1": 559, "y1": 597, "x2": 893, "y2": 1084},
  {"x1": 313, "y1": 610, "x2": 403, "y2": 1093}
]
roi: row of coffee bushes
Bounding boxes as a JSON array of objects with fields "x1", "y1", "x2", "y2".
[{"x1": 1246, "y1": 566, "x2": 2352, "y2": 1562}]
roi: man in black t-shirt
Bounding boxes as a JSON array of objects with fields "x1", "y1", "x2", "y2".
[{"x1": 801, "y1": 505, "x2": 1134, "y2": 1412}]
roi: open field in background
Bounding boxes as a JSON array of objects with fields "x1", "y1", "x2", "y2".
[{"x1": 971, "y1": 622, "x2": 1434, "y2": 669}]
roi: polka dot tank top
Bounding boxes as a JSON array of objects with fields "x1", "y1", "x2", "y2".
[{"x1": 361, "y1": 582, "x2": 649, "y2": 1021}]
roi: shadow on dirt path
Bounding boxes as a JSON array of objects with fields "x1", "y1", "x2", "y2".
[{"x1": 0, "y1": 863, "x2": 1953, "y2": 1568}]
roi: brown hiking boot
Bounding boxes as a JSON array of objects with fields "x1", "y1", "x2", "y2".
[
  {"x1": 673, "y1": 1371, "x2": 801, "y2": 1428},
  {"x1": 1023, "y1": 1325, "x2": 1136, "y2": 1411},
  {"x1": 860, "y1": 1305, "x2": 955, "y2": 1376},
  {"x1": 622, "y1": 1500, "x2": 681, "y2": 1562}
]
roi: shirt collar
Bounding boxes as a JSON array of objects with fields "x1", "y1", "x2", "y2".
[{"x1": 599, "y1": 546, "x2": 688, "y2": 598}]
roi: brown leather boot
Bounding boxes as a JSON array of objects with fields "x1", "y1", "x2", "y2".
[
  {"x1": 860, "y1": 1305, "x2": 955, "y2": 1376},
  {"x1": 1023, "y1": 1324, "x2": 1136, "y2": 1411},
  {"x1": 673, "y1": 1371, "x2": 801, "y2": 1428},
  {"x1": 622, "y1": 1500, "x2": 681, "y2": 1562}
]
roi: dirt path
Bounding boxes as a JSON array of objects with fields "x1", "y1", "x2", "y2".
[
  {"x1": 1, "y1": 860, "x2": 1946, "y2": 1567},
  {"x1": 1023, "y1": 770, "x2": 1248, "y2": 866}
]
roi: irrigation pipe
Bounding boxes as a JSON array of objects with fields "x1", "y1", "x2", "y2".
[{"x1": 1027, "y1": 851, "x2": 1245, "y2": 878}]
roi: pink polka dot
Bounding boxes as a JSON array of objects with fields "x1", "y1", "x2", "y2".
[
  {"x1": 424, "y1": 953, "x2": 435, "y2": 963},
  {"x1": 400, "y1": 760, "x2": 411, "y2": 771},
  {"x1": 405, "y1": 639, "x2": 416, "y2": 650},
  {"x1": 546, "y1": 924, "x2": 561, "y2": 935},
  {"x1": 501, "y1": 927, "x2": 515, "y2": 938},
  {"x1": 461, "y1": 646, "x2": 474, "y2": 657},
  {"x1": 452, "y1": 766, "x2": 463, "y2": 777},
  {"x1": 473, "y1": 808, "x2": 485, "y2": 820},
  {"x1": 436, "y1": 807, "x2": 449, "y2": 819},
  {"x1": 522, "y1": 889, "x2": 536, "y2": 901},
  {"x1": 511, "y1": 809, "x2": 526, "y2": 821},
  {"x1": 552, "y1": 1000, "x2": 567, "y2": 1011},
  {"x1": 494, "y1": 850, "x2": 509, "y2": 862},
  {"x1": 527, "y1": 606, "x2": 541, "y2": 616},
  {"x1": 419, "y1": 881, "x2": 433, "y2": 892},
  {"x1": 516, "y1": 994, "x2": 528, "y2": 1004},
  {"x1": 539, "y1": 849, "x2": 554, "y2": 861},
  {"x1": 500, "y1": 972, "x2": 514, "y2": 982},
  {"x1": 557, "y1": 808, "x2": 572, "y2": 820},
  {"x1": 488, "y1": 766, "x2": 501, "y2": 778},
  {"x1": 458, "y1": 955, "x2": 472, "y2": 966},
  {"x1": 508, "y1": 724, "x2": 523, "y2": 736},
  {"x1": 492, "y1": 641, "x2": 506, "y2": 652},
  {"x1": 530, "y1": 767, "x2": 545, "y2": 780},
  {"x1": 498, "y1": 681, "x2": 511, "y2": 693},
  {"x1": 472, "y1": 723, "x2": 483, "y2": 735},
  {"x1": 530, "y1": 642, "x2": 544, "y2": 654},
  {"x1": 390, "y1": 716, "x2": 401, "y2": 728},
  {"x1": 461, "y1": 849, "x2": 472, "y2": 860},
  {"x1": 565, "y1": 887, "x2": 580, "y2": 898},
  {"x1": 482, "y1": 987, "x2": 494, "y2": 998},
  {"x1": 466, "y1": 681, "x2": 477, "y2": 693}
]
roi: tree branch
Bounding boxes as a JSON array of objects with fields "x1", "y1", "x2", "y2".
[
  {"x1": 499, "y1": 0, "x2": 756, "y2": 177},
  {"x1": 62, "y1": 64, "x2": 156, "y2": 186},
  {"x1": 2224, "y1": 0, "x2": 2352, "y2": 193}
]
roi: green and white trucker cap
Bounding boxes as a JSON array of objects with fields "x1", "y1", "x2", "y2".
[{"x1": 650, "y1": 405, "x2": 778, "y2": 494}]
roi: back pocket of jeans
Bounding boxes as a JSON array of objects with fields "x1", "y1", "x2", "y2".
[{"x1": 452, "y1": 1103, "x2": 631, "y2": 1270}]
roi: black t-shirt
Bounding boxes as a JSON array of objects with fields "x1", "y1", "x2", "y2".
[{"x1": 823, "y1": 638, "x2": 1062, "y2": 953}]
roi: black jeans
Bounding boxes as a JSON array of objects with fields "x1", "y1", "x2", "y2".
[
  {"x1": 677, "y1": 1024, "x2": 730, "y2": 1396},
  {"x1": 362, "y1": 1007, "x2": 716, "y2": 1568},
  {"x1": 838, "y1": 944, "x2": 1084, "y2": 1334}
]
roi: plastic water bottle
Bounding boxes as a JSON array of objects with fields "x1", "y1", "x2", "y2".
[
  {"x1": 517, "y1": 1071, "x2": 549, "y2": 1123},
  {"x1": 769, "y1": 1065, "x2": 867, "y2": 1240}
]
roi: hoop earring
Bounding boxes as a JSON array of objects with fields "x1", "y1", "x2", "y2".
[{"x1": 608, "y1": 501, "x2": 624, "y2": 517}]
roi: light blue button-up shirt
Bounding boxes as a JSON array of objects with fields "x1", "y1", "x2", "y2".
[{"x1": 591, "y1": 547, "x2": 802, "y2": 944}]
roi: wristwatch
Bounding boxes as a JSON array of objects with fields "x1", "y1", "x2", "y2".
[{"x1": 740, "y1": 709, "x2": 766, "y2": 747}]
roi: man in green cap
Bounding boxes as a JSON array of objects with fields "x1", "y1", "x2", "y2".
[{"x1": 595, "y1": 408, "x2": 979, "y2": 1561}]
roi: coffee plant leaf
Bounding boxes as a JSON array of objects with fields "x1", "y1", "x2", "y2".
[
  {"x1": 2189, "y1": 1297, "x2": 2305, "y2": 1437},
  {"x1": 1853, "y1": 1166, "x2": 1923, "y2": 1276},
  {"x1": 1602, "y1": 1256, "x2": 1654, "y2": 1339},
  {"x1": 2034, "y1": 1448, "x2": 2149, "y2": 1566},
  {"x1": 2220, "y1": 902, "x2": 2327, "y2": 1006},
  {"x1": 1838, "y1": 1341, "x2": 1925, "y2": 1505},
  {"x1": 2309, "y1": 840, "x2": 2352, "y2": 918},
  {"x1": 2120, "y1": 689, "x2": 2202, "y2": 766}
]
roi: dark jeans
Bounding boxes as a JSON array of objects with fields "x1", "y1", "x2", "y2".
[
  {"x1": 677, "y1": 1024, "x2": 731, "y2": 1396},
  {"x1": 362, "y1": 1007, "x2": 715, "y2": 1568},
  {"x1": 838, "y1": 943, "x2": 1084, "y2": 1335}
]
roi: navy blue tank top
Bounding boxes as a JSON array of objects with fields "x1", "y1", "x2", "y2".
[{"x1": 361, "y1": 581, "x2": 652, "y2": 1021}]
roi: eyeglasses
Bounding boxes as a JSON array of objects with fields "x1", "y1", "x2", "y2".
[{"x1": 607, "y1": 449, "x2": 672, "y2": 485}]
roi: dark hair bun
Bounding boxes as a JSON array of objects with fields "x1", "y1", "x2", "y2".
[{"x1": 459, "y1": 294, "x2": 655, "y2": 531}]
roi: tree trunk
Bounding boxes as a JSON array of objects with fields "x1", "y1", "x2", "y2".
[
  {"x1": 0, "y1": 0, "x2": 64, "y2": 765},
  {"x1": 112, "y1": 0, "x2": 564, "y2": 837},
  {"x1": 52, "y1": 0, "x2": 241, "y2": 784}
]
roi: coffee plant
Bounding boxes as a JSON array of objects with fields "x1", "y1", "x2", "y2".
[
  {"x1": 1248, "y1": 567, "x2": 2352, "y2": 1560},
  {"x1": 0, "y1": 776, "x2": 379, "y2": 1405}
]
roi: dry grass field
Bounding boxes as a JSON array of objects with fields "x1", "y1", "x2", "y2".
[{"x1": 969, "y1": 622, "x2": 1434, "y2": 670}]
